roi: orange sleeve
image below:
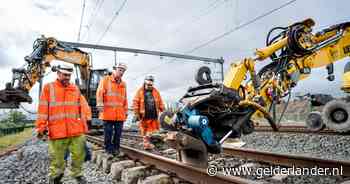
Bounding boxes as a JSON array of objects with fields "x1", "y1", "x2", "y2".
[
  {"x1": 96, "y1": 77, "x2": 106, "y2": 107},
  {"x1": 35, "y1": 84, "x2": 50, "y2": 134},
  {"x1": 157, "y1": 90, "x2": 165, "y2": 112},
  {"x1": 132, "y1": 89, "x2": 141, "y2": 114},
  {"x1": 123, "y1": 83, "x2": 128, "y2": 115}
]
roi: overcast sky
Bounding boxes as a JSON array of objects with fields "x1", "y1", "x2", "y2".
[{"x1": 0, "y1": 0, "x2": 350, "y2": 115}]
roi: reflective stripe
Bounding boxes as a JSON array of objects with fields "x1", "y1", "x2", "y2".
[
  {"x1": 49, "y1": 83, "x2": 56, "y2": 102},
  {"x1": 37, "y1": 114, "x2": 48, "y2": 120},
  {"x1": 45, "y1": 82, "x2": 82, "y2": 121},
  {"x1": 49, "y1": 101, "x2": 80, "y2": 107},
  {"x1": 49, "y1": 113, "x2": 80, "y2": 121},
  {"x1": 107, "y1": 78, "x2": 124, "y2": 98},
  {"x1": 47, "y1": 82, "x2": 80, "y2": 107},
  {"x1": 39, "y1": 101, "x2": 49, "y2": 106},
  {"x1": 104, "y1": 102, "x2": 123, "y2": 107},
  {"x1": 96, "y1": 101, "x2": 104, "y2": 107},
  {"x1": 106, "y1": 92, "x2": 125, "y2": 98}
]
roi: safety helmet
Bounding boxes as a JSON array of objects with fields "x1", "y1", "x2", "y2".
[
  {"x1": 113, "y1": 62, "x2": 127, "y2": 71},
  {"x1": 56, "y1": 64, "x2": 73, "y2": 74},
  {"x1": 144, "y1": 74, "x2": 154, "y2": 82}
]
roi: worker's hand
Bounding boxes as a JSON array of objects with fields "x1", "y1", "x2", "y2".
[
  {"x1": 97, "y1": 106, "x2": 104, "y2": 112},
  {"x1": 36, "y1": 130, "x2": 48, "y2": 141},
  {"x1": 36, "y1": 132, "x2": 44, "y2": 139}
]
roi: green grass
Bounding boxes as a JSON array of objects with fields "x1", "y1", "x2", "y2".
[{"x1": 0, "y1": 128, "x2": 33, "y2": 152}]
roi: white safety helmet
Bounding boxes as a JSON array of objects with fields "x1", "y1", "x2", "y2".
[
  {"x1": 144, "y1": 74, "x2": 154, "y2": 82},
  {"x1": 57, "y1": 64, "x2": 73, "y2": 74},
  {"x1": 113, "y1": 62, "x2": 127, "y2": 71}
]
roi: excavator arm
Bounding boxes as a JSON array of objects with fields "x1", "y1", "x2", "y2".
[{"x1": 0, "y1": 36, "x2": 91, "y2": 108}]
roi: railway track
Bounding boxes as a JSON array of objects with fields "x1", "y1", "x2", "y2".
[
  {"x1": 86, "y1": 135, "x2": 260, "y2": 184},
  {"x1": 254, "y1": 125, "x2": 348, "y2": 135},
  {"x1": 121, "y1": 133, "x2": 350, "y2": 177}
]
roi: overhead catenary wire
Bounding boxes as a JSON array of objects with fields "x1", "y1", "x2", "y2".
[
  {"x1": 186, "y1": 0, "x2": 297, "y2": 54},
  {"x1": 129, "y1": 0, "x2": 297, "y2": 81},
  {"x1": 83, "y1": 0, "x2": 106, "y2": 41},
  {"x1": 77, "y1": 0, "x2": 87, "y2": 42},
  {"x1": 148, "y1": 0, "x2": 226, "y2": 50},
  {"x1": 95, "y1": 0, "x2": 128, "y2": 46}
]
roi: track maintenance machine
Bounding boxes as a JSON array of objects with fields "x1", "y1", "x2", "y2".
[{"x1": 159, "y1": 18, "x2": 350, "y2": 167}]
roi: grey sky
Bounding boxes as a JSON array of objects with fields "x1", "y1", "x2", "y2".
[{"x1": 0, "y1": 0, "x2": 350, "y2": 114}]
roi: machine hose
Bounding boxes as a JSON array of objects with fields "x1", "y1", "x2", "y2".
[{"x1": 239, "y1": 100, "x2": 279, "y2": 131}]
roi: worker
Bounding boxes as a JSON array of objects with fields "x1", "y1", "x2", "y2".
[
  {"x1": 35, "y1": 64, "x2": 90, "y2": 184},
  {"x1": 133, "y1": 74, "x2": 164, "y2": 150},
  {"x1": 96, "y1": 63, "x2": 128, "y2": 156}
]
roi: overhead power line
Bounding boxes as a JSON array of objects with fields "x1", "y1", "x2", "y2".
[
  {"x1": 129, "y1": 0, "x2": 297, "y2": 81},
  {"x1": 187, "y1": 0, "x2": 297, "y2": 54},
  {"x1": 95, "y1": 0, "x2": 128, "y2": 45},
  {"x1": 149, "y1": 0, "x2": 226, "y2": 49},
  {"x1": 77, "y1": 0, "x2": 87, "y2": 42},
  {"x1": 83, "y1": 0, "x2": 106, "y2": 41}
]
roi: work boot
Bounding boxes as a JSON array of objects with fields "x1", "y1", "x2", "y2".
[
  {"x1": 143, "y1": 136, "x2": 155, "y2": 150},
  {"x1": 143, "y1": 142, "x2": 155, "y2": 150},
  {"x1": 112, "y1": 150, "x2": 120, "y2": 157},
  {"x1": 75, "y1": 176, "x2": 87, "y2": 184},
  {"x1": 49, "y1": 174, "x2": 63, "y2": 184}
]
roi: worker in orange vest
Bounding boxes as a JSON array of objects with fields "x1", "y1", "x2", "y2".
[
  {"x1": 133, "y1": 74, "x2": 164, "y2": 150},
  {"x1": 96, "y1": 63, "x2": 128, "y2": 156},
  {"x1": 35, "y1": 64, "x2": 90, "y2": 184}
]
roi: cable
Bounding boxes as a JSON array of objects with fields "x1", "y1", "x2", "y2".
[
  {"x1": 77, "y1": 0, "x2": 87, "y2": 42},
  {"x1": 95, "y1": 0, "x2": 128, "y2": 45},
  {"x1": 83, "y1": 0, "x2": 106, "y2": 41},
  {"x1": 149, "y1": 0, "x2": 226, "y2": 50},
  {"x1": 129, "y1": 0, "x2": 297, "y2": 82},
  {"x1": 186, "y1": 0, "x2": 297, "y2": 54}
]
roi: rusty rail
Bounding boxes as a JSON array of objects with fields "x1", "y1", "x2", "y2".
[
  {"x1": 86, "y1": 135, "x2": 259, "y2": 184},
  {"x1": 122, "y1": 133, "x2": 349, "y2": 176}
]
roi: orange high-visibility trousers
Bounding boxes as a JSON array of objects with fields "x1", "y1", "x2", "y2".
[{"x1": 139, "y1": 119, "x2": 160, "y2": 136}]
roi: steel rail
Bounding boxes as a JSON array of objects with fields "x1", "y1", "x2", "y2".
[
  {"x1": 121, "y1": 133, "x2": 350, "y2": 176},
  {"x1": 222, "y1": 147, "x2": 350, "y2": 176},
  {"x1": 86, "y1": 135, "x2": 259, "y2": 184},
  {"x1": 255, "y1": 125, "x2": 344, "y2": 135}
]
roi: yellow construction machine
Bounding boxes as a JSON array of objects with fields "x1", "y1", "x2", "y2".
[
  {"x1": 0, "y1": 36, "x2": 108, "y2": 129},
  {"x1": 160, "y1": 18, "x2": 350, "y2": 167}
]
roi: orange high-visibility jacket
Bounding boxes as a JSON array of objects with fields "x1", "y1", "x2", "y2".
[
  {"x1": 96, "y1": 75, "x2": 128, "y2": 121},
  {"x1": 133, "y1": 87, "x2": 164, "y2": 119},
  {"x1": 35, "y1": 80, "x2": 90, "y2": 140}
]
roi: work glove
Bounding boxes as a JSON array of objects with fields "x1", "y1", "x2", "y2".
[
  {"x1": 97, "y1": 106, "x2": 104, "y2": 112},
  {"x1": 36, "y1": 130, "x2": 48, "y2": 141}
]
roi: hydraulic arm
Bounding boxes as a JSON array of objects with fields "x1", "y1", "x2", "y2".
[
  {"x1": 0, "y1": 36, "x2": 91, "y2": 108},
  {"x1": 160, "y1": 18, "x2": 350, "y2": 167}
]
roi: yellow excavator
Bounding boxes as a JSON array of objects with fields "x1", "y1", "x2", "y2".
[
  {"x1": 0, "y1": 36, "x2": 108, "y2": 129},
  {"x1": 159, "y1": 18, "x2": 350, "y2": 167}
]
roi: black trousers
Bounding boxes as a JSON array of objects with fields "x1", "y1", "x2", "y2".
[{"x1": 103, "y1": 121, "x2": 124, "y2": 154}]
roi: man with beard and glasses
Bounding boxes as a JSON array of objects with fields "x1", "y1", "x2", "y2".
[{"x1": 35, "y1": 64, "x2": 90, "y2": 184}]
